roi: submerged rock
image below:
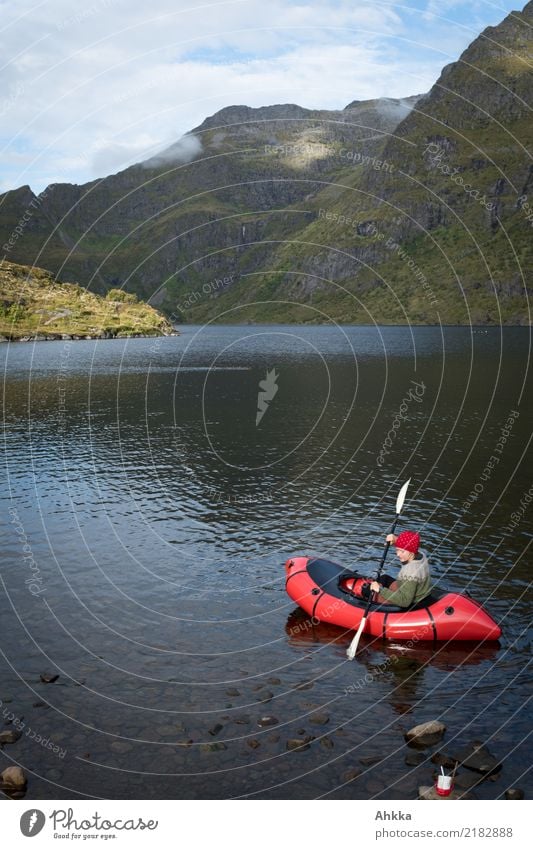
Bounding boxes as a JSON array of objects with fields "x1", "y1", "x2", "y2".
[
  {"x1": 343, "y1": 768, "x2": 362, "y2": 782},
  {"x1": 257, "y1": 716, "x2": 279, "y2": 727},
  {"x1": 505, "y1": 788, "x2": 524, "y2": 800},
  {"x1": 451, "y1": 742, "x2": 501, "y2": 774},
  {"x1": 405, "y1": 751, "x2": 426, "y2": 767},
  {"x1": 320, "y1": 736, "x2": 334, "y2": 750},
  {"x1": 309, "y1": 712, "x2": 330, "y2": 725},
  {"x1": 431, "y1": 751, "x2": 458, "y2": 769},
  {"x1": 0, "y1": 729, "x2": 22, "y2": 744},
  {"x1": 267, "y1": 677, "x2": 282, "y2": 686},
  {"x1": 208, "y1": 723, "x2": 224, "y2": 737},
  {"x1": 287, "y1": 736, "x2": 313, "y2": 751},
  {"x1": 225, "y1": 688, "x2": 240, "y2": 697},
  {"x1": 200, "y1": 741, "x2": 227, "y2": 752},
  {"x1": 405, "y1": 720, "x2": 446, "y2": 748},
  {"x1": 247, "y1": 739, "x2": 261, "y2": 749},
  {"x1": 39, "y1": 672, "x2": 59, "y2": 684}
]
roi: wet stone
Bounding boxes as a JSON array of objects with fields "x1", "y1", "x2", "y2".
[
  {"x1": 405, "y1": 720, "x2": 446, "y2": 748},
  {"x1": 343, "y1": 768, "x2": 362, "y2": 782},
  {"x1": 267, "y1": 677, "x2": 281, "y2": 686},
  {"x1": 200, "y1": 742, "x2": 227, "y2": 753},
  {"x1": 450, "y1": 743, "x2": 501, "y2": 774},
  {"x1": 268, "y1": 734, "x2": 280, "y2": 743},
  {"x1": 257, "y1": 716, "x2": 278, "y2": 728},
  {"x1": 360, "y1": 755, "x2": 383, "y2": 767},
  {"x1": 208, "y1": 724, "x2": 224, "y2": 737},
  {"x1": 247, "y1": 739, "x2": 261, "y2": 749},
  {"x1": 287, "y1": 737, "x2": 313, "y2": 751},
  {"x1": 454, "y1": 771, "x2": 484, "y2": 790},
  {"x1": 505, "y1": 788, "x2": 524, "y2": 800},
  {"x1": 257, "y1": 691, "x2": 273, "y2": 703},
  {"x1": 225, "y1": 689, "x2": 240, "y2": 697},
  {"x1": 40, "y1": 673, "x2": 59, "y2": 684},
  {"x1": 233, "y1": 715, "x2": 251, "y2": 725},
  {"x1": 0, "y1": 729, "x2": 22, "y2": 744},
  {"x1": 309, "y1": 712, "x2": 330, "y2": 725},
  {"x1": 0, "y1": 766, "x2": 26, "y2": 788},
  {"x1": 110, "y1": 741, "x2": 133, "y2": 754},
  {"x1": 292, "y1": 680, "x2": 314, "y2": 691},
  {"x1": 320, "y1": 736, "x2": 334, "y2": 750},
  {"x1": 431, "y1": 751, "x2": 458, "y2": 769},
  {"x1": 419, "y1": 784, "x2": 473, "y2": 800}
]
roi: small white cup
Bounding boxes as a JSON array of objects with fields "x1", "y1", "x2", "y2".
[{"x1": 437, "y1": 775, "x2": 452, "y2": 791}]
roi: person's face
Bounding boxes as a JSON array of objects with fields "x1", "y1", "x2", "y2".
[{"x1": 395, "y1": 547, "x2": 412, "y2": 563}]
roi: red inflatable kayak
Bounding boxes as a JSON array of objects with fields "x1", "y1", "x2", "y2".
[{"x1": 285, "y1": 556, "x2": 502, "y2": 642}]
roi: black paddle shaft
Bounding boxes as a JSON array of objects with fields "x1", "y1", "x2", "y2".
[{"x1": 361, "y1": 513, "x2": 401, "y2": 616}]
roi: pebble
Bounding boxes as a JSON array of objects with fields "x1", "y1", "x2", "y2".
[
  {"x1": 233, "y1": 715, "x2": 251, "y2": 725},
  {"x1": 0, "y1": 729, "x2": 22, "y2": 744},
  {"x1": 343, "y1": 768, "x2": 362, "y2": 782},
  {"x1": 257, "y1": 716, "x2": 279, "y2": 727},
  {"x1": 320, "y1": 736, "x2": 334, "y2": 750},
  {"x1": 505, "y1": 788, "x2": 524, "y2": 800},
  {"x1": 292, "y1": 680, "x2": 314, "y2": 691},
  {"x1": 287, "y1": 737, "x2": 313, "y2": 751},
  {"x1": 405, "y1": 720, "x2": 446, "y2": 748},
  {"x1": 39, "y1": 673, "x2": 59, "y2": 684},
  {"x1": 309, "y1": 712, "x2": 330, "y2": 725},
  {"x1": 257, "y1": 691, "x2": 273, "y2": 703},
  {"x1": 247, "y1": 739, "x2": 261, "y2": 749},
  {"x1": 225, "y1": 688, "x2": 240, "y2": 697},
  {"x1": 267, "y1": 677, "x2": 281, "y2": 686},
  {"x1": 208, "y1": 724, "x2": 224, "y2": 737},
  {"x1": 0, "y1": 766, "x2": 26, "y2": 788},
  {"x1": 360, "y1": 755, "x2": 383, "y2": 766}
]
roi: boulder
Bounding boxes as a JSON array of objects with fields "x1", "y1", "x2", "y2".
[
  {"x1": 1, "y1": 766, "x2": 26, "y2": 788},
  {"x1": 405, "y1": 720, "x2": 446, "y2": 748}
]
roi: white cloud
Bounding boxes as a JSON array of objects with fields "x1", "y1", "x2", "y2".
[{"x1": 0, "y1": 0, "x2": 518, "y2": 193}]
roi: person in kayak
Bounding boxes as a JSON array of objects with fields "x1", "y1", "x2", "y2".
[{"x1": 366, "y1": 530, "x2": 432, "y2": 607}]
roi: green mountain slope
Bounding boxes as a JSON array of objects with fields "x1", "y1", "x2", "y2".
[{"x1": 0, "y1": 1, "x2": 531, "y2": 325}]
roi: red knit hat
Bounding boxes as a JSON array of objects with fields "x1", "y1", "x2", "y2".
[{"x1": 395, "y1": 530, "x2": 420, "y2": 553}]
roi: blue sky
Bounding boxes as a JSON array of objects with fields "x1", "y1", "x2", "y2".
[{"x1": 0, "y1": 0, "x2": 521, "y2": 193}]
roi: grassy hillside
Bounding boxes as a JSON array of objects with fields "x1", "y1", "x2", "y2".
[{"x1": 0, "y1": 260, "x2": 175, "y2": 341}]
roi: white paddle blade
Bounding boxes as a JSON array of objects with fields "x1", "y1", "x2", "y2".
[
  {"x1": 395, "y1": 478, "x2": 411, "y2": 516},
  {"x1": 346, "y1": 616, "x2": 367, "y2": 660}
]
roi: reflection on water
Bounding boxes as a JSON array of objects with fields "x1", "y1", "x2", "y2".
[{"x1": 0, "y1": 326, "x2": 531, "y2": 799}]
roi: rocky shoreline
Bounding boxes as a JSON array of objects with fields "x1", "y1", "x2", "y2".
[{"x1": 0, "y1": 330, "x2": 180, "y2": 343}]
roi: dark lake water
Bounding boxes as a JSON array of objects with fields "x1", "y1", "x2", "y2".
[{"x1": 1, "y1": 325, "x2": 531, "y2": 799}]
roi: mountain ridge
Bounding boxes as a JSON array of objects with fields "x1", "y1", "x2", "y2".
[{"x1": 0, "y1": 2, "x2": 531, "y2": 325}]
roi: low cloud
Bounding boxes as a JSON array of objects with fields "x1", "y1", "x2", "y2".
[{"x1": 141, "y1": 134, "x2": 203, "y2": 169}]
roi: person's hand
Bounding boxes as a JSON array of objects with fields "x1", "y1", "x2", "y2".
[
  {"x1": 386, "y1": 533, "x2": 397, "y2": 544},
  {"x1": 370, "y1": 581, "x2": 381, "y2": 594}
]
